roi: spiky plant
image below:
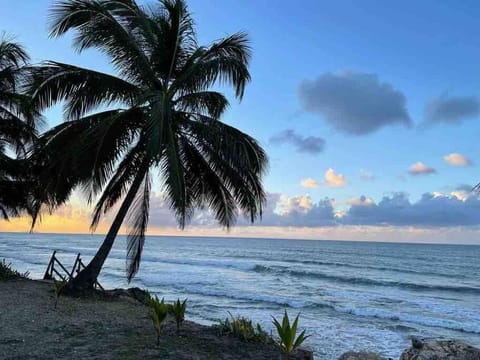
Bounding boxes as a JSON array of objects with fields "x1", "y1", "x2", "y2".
[
  {"x1": 169, "y1": 298, "x2": 187, "y2": 333},
  {"x1": 27, "y1": 0, "x2": 267, "y2": 291},
  {"x1": 149, "y1": 295, "x2": 169, "y2": 345},
  {"x1": 272, "y1": 310, "x2": 309, "y2": 359}
]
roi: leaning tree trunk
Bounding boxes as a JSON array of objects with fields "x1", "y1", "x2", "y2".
[{"x1": 68, "y1": 171, "x2": 146, "y2": 291}]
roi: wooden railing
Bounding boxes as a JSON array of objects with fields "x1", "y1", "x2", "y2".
[{"x1": 43, "y1": 251, "x2": 104, "y2": 291}]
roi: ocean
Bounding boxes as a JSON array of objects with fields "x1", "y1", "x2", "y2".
[{"x1": 1, "y1": 233, "x2": 479, "y2": 359}]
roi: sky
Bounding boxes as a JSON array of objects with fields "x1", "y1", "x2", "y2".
[{"x1": 2, "y1": 0, "x2": 480, "y2": 243}]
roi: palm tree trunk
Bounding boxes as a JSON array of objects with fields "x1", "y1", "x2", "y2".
[{"x1": 68, "y1": 171, "x2": 146, "y2": 291}]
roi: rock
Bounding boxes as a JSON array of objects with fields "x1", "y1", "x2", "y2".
[
  {"x1": 104, "y1": 287, "x2": 151, "y2": 304},
  {"x1": 411, "y1": 337, "x2": 424, "y2": 349},
  {"x1": 400, "y1": 340, "x2": 480, "y2": 360},
  {"x1": 293, "y1": 348, "x2": 315, "y2": 359},
  {"x1": 338, "y1": 351, "x2": 386, "y2": 360}
]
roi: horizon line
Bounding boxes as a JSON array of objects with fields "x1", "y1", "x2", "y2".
[{"x1": 1, "y1": 230, "x2": 479, "y2": 247}]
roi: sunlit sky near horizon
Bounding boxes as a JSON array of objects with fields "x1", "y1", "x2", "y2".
[{"x1": 2, "y1": 0, "x2": 480, "y2": 243}]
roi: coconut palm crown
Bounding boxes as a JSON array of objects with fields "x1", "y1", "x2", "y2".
[
  {"x1": 28, "y1": 0, "x2": 268, "y2": 289},
  {"x1": 0, "y1": 37, "x2": 39, "y2": 219}
]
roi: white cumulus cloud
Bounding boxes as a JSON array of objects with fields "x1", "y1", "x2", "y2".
[
  {"x1": 408, "y1": 162, "x2": 436, "y2": 176},
  {"x1": 443, "y1": 153, "x2": 471, "y2": 167},
  {"x1": 300, "y1": 169, "x2": 347, "y2": 189},
  {"x1": 301, "y1": 178, "x2": 320, "y2": 188},
  {"x1": 324, "y1": 168, "x2": 347, "y2": 187}
]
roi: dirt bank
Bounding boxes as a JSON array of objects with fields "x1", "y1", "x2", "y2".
[{"x1": 0, "y1": 279, "x2": 312, "y2": 359}]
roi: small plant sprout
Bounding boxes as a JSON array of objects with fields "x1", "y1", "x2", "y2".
[
  {"x1": 150, "y1": 296, "x2": 169, "y2": 345},
  {"x1": 272, "y1": 310, "x2": 310, "y2": 359},
  {"x1": 169, "y1": 298, "x2": 187, "y2": 333},
  {"x1": 53, "y1": 278, "x2": 67, "y2": 309}
]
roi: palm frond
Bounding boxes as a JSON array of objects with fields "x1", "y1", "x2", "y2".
[
  {"x1": 0, "y1": 107, "x2": 36, "y2": 154},
  {"x1": 49, "y1": 0, "x2": 159, "y2": 86},
  {"x1": 179, "y1": 135, "x2": 238, "y2": 228},
  {"x1": 160, "y1": 121, "x2": 192, "y2": 228},
  {"x1": 174, "y1": 91, "x2": 228, "y2": 119},
  {"x1": 90, "y1": 140, "x2": 146, "y2": 230},
  {"x1": 76, "y1": 107, "x2": 146, "y2": 200},
  {"x1": 28, "y1": 111, "x2": 125, "y2": 215},
  {"x1": 125, "y1": 170, "x2": 150, "y2": 281},
  {"x1": 173, "y1": 32, "x2": 251, "y2": 99},
  {"x1": 0, "y1": 38, "x2": 29, "y2": 69},
  {"x1": 27, "y1": 61, "x2": 139, "y2": 118},
  {"x1": 180, "y1": 116, "x2": 267, "y2": 222}
]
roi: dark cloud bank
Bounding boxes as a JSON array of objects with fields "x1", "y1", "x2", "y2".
[
  {"x1": 147, "y1": 191, "x2": 480, "y2": 228},
  {"x1": 424, "y1": 95, "x2": 480, "y2": 125},
  {"x1": 298, "y1": 71, "x2": 411, "y2": 135},
  {"x1": 345, "y1": 192, "x2": 480, "y2": 227}
]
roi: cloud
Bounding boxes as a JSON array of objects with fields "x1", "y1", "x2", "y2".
[
  {"x1": 408, "y1": 162, "x2": 436, "y2": 176},
  {"x1": 455, "y1": 184, "x2": 474, "y2": 192},
  {"x1": 298, "y1": 71, "x2": 411, "y2": 135},
  {"x1": 144, "y1": 191, "x2": 341, "y2": 228},
  {"x1": 231, "y1": 193, "x2": 337, "y2": 227},
  {"x1": 324, "y1": 168, "x2": 347, "y2": 187},
  {"x1": 443, "y1": 153, "x2": 472, "y2": 167},
  {"x1": 265, "y1": 191, "x2": 480, "y2": 228},
  {"x1": 148, "y1": 193, "x2": 185, "y2": 227},
  {"x1": 343, "y1": 192, "x2": 480, "y2": 227},
  {"x1": 269, "y1": 129, "x2": 325, "y2": 154},
  {"x1": 359, "y1": 169, "x2": 375, "y2": 181},
  {"x1": 301, "y1": 178, "x2": 320, "y2": 188},
  {"x1": 348, "y1": 196, "x2": 374, "y2": 207},
  {"x1": 300, "y1": 169, "x2": 347, "y2": 189},
  {"x1": 448, "y1": 184, "x2": 475, "y2": 201},
  {"x1": 6, "y1": 189, "x2": 480, "y2": 235},
  {"x1": 424, "y1": 95, "x2": 480, "y2": 125},
  {"x1": 144, "y1": 192, "x2": 337, "y2": 228}
]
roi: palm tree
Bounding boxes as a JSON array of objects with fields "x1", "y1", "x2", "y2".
[
  {"x1": 0, "y1": 37, "x2": 38, "y2": 219},
  {"x1": 29, "y1": 0, "x2": 268, "y2": 290}
]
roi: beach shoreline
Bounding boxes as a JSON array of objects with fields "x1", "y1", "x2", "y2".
[
  {"x1": 0, "y1": 278, "x2": 313, "y2": 360},
  {"x1": 2, "y1": 234, "x2": 480, "y2": 358}
]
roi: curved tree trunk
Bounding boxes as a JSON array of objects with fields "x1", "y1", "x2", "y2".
[{"x1": 68, "y1": 171, "x2": 146, "y2": 291}]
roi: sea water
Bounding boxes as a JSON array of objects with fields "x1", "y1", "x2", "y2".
[{"x1": 1, "y1": 233, "x2": 479, "y2": 359}]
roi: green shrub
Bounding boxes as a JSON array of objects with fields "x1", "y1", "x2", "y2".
[
  {"x1": 169, "y1": 298, "x2": 187, "y2": 333},
  {"x1": 218, "y1": 312, "x2": 271, "y2": 344},
  {"x1": 149, "y1": 295, "x2": 169, "y2": 345},
  {"x1": 0, "y1": 259, "x2": 29, "y2": 280},
  {"x1": 272, "y1": 310, "x2": 309, "y2": 359}
]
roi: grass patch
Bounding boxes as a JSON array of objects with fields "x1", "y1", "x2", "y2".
[
  {"x1": 0, "y1": 259, "x2": 29, "y2": 280},
  {"x1": 217, "y1": 312, "x2": 272, "y2": 344}
]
